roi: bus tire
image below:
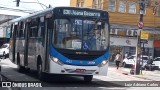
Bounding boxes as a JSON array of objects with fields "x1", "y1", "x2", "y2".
[
  {"x1": 84, "y1": 75, "x2": 93, "y2": 82},
  {"x1": 18, "y1": 65, "x2": 24, "y2": 73},
  {"x1": 37, "y1": 63, "x2": 45, "y2": 81}
]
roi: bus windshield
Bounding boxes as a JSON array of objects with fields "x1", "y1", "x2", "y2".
[{"x1": 53, "y1": 18, "x2": 109, "y2": 51}]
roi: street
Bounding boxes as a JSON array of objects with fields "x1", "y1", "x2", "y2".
[
  {"x1": 1, "y1": 0, "x2": 160, "y2": 90},
  {"x1": 0, "y1": 58, "x2": 160, "y2": 90}
]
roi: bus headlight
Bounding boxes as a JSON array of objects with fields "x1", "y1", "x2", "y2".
[
  {"x1": 98, "y1": 60, "x2": 108, "y2": 67},
  {"x1": 50, "y1": 56, "x2": 64, "y2": 66}
]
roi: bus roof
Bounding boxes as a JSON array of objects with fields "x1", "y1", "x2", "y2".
[{"x1": 10, "y1": 7, "x2": 108, "y2": 23}]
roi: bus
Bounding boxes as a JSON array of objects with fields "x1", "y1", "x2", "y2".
[{"x1": 9, "y1": 7, "x2": 110, "y2": 82}]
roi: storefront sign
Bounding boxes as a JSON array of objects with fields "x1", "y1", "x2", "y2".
[
  {"x1": 126, "y1": 39, "x2": 131, "y2": 45},
  {"x1": 141, "y1": 39, "x2": 148, "y2": 44},
  {"x1": 140, "y1": 31, "x2": 149, "y2": 40},
  {"x1": 110, "y1": 37, "x2": 153, "y2": 48},
  {"x1": 154, "y1": 40, "x2": 160, "y2": 48},
  {"x1": 154, "y1": 34, "x2": 160, "y2": 40}
]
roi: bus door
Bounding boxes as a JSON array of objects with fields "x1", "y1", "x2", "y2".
[
  {"x1": 44, "y1": 14, "x2": 52, "y2": 71},
  {"x1": 24, "y1": 21, "x2": 29, "y2": 67}
]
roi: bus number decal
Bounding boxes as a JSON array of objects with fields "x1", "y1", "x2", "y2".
[{"x1": 66, "y1": 60, "x2": 72, "y2": 63}]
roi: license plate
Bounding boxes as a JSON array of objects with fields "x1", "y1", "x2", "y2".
[{"x1": 75, "y1": 69, "x2": 86, "y2": 73}]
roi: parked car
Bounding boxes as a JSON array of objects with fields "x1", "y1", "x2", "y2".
[
  {"x1": 122, "y1": 55, "x2": 149, "y2": 68},
  {"x1": 0, "y1": 43, "x2": 9, "y2": 59},
  {"x1": 152, "y1": 57, "x2": 160, "y2": 70}
]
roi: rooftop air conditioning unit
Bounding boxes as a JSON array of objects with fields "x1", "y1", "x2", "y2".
[
  {"x1": 133, "y1": 30, "x2": 137, "y2": 36},
  {"x1": 110, "y1": 29, "x2": 118, "y2": 35},
  {"x1": 126, "y1": 30, "x2": 134, "y2": 36}
]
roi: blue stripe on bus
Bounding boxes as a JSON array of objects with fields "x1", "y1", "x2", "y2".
[{"x1": 49, "y1": 45, "x2": 110, "y2": 66}]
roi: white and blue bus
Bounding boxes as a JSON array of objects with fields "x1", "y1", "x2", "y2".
[{"x1": 9, "y1": 7, "x2": 110, "y2": 82}]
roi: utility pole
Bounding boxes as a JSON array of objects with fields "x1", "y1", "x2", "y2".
[
  {"x1": 16, "y1": 0, "x2": 20, "y2": 7},
  {"x1": 135, "y1": 0, "x2": 146, "y2": 75}
]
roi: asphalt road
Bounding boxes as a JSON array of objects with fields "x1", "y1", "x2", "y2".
[
  {"x1": 0, "y1": 58, "x2": 160, "y2": 90},
  {"x1": 0, "y1": 58, "x2": 125, "y2": 90}
]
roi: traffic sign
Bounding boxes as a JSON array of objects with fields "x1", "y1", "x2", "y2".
[
  {"x1": 140, "y1": 39, "x2": 148, "y2": 44},
  {"x1": 138, "y1": 21, "x2": 143, "y2": 29}
]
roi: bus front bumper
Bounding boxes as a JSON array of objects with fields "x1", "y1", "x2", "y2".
[{"x1": 47, "y1": 59, "x2": 108, "y2": 76}]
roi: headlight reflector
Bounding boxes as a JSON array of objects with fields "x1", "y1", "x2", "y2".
[{"x1": 50, "y1": 56, "x2": 63, "y2": 66}]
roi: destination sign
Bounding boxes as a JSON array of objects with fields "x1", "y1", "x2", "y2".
[{"x1": 63, "y1": 9, "x2": 101, "y2": 17}]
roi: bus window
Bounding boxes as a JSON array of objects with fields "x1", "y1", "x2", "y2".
[
  {"x1": 38, "y1": 17, "x2": 45, "y2": 38},
  {"x1": 30, "y1": 18, "x2": 39, "y2": 37},
  {"x1": 53, "y1": 18, "x2": 109, "y2": 51},
  {"x1": 19, "y1": 22, "x2": 25, "y2": 38},
  {"x1": 10, "y1": 24, "x2": 13, "y2": 38},
  {"x1": 83, "y1": 21, "x2": 108, "y2": 50},
  {"x1": 53, "y1": 19, "x2": 77, "y2": 49},
  {"x1": 14, "y1": 24, "x2": 18, "y2": 38}
]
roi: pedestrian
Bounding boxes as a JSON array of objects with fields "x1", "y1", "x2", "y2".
[
  {"x1": 115, "y1": 52, "x2": 122, "y2": 69},
  {"x1": 125, "y1": 52, "x2": 128, "y2": 58}
]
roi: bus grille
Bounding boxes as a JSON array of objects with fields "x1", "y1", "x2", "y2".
[{"x1": 62, "y1": 53, "x2": 100, "y2": 60}]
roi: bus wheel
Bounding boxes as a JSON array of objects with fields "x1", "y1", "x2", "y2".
[
  {"x1": 18, "y1": 65, "x2": 25, "y2": 73},
  {"x1": 37, "y1": 63, "x2": 45, "y2": 81},
  {"x1": 83, "y1": 75, "x2": 93, "y2": 82}
]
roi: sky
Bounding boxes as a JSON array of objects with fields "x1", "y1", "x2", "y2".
[{"x1": 0, "y1": 0, "x2": 70, "y2": 16}]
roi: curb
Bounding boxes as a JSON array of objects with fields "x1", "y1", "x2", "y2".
[{"x1": 132, "y1": 75, "x2": 154, "y2": 81}]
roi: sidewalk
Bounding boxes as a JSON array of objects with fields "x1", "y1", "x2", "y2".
[{"x1": 108, "y1": 62, "x2": 160, "y2": 81}]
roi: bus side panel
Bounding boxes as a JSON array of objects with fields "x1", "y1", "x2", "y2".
[
  {"x1": 27, "y1": 38, "x2": 37, "y2": 70},
  {"x1": 35, "y1": 17, "x2": 51, "y2": 73},
  {"x1": 15, "y1": 39, "x2": 25, "y2": 66}
]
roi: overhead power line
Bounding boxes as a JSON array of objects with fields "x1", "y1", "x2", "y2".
[
  {"x1": 0, "y1": 6, "x2": 37, "y2": 13},
  {"x1": 36, "y1": 0, "x2": 45, "y2": 9},
  {"x1": 13, "y1": 0, "x2": 48, "y2": 9}
]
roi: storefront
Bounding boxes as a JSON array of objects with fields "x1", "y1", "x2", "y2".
[
  {"x1": 110, "y1": 37, "x2": 154, "y2": 61},
  {"x1": 154, "y1": 40, "x2": 160, "y2": 58}
]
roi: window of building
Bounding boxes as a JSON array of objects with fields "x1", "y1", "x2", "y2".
[
  {"x1": 118, "y1": 0, "x2": 126, "y2": 13},
  {"x1": 139, "y1": 8, "x2": 146, "y2": 15},
  {"x1": 77, "y1": 0, "x2": 81, "y2": 7},
  {"x1": 98, "y1": 0, "x2": 102, "y2": 9},
  {"x1": 81, "y1": 1, "x2": 84, "y2": 7},
  {"x1": 129, "y1": 2, "x2": 136, "y2": 14},
  {"x1": 77, "y1": 0, "x2": 84, "y2": 7},
  {"x1": 93, "y1": 0, "x2": 97, "y2": 9},
  {"x1": 108, "y1": 0, "x2": 116, "y2": 12},
  {"x1": 158, "y1": 6, "x2": 160, "y2": 16}
]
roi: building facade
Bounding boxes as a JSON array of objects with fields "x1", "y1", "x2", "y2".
[
  {"x1": 70, "y1": 0, "x2": 160, "y2": 60},
  {"x1": 0, "y1": 15, "x2": 19, "y2": 46}
]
